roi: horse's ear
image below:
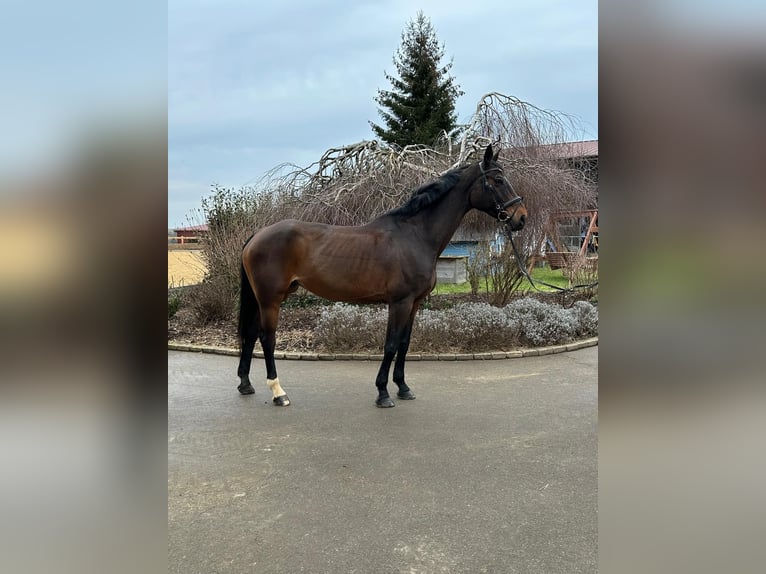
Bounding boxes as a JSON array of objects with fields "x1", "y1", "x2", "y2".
[
  {"x1": 483, "y1": 144, "x2": 493, "y2": 168},
  {"x1": 493, "y1": 148, "x2": 500, "y2": 162}
]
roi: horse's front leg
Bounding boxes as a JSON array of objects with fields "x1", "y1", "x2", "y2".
[
  {"x1": 375, "y1": 301, "x2": 414, "y2": 408},
  {"x1": 392, "y1": 301, "x2": 421, "y2": 401}
]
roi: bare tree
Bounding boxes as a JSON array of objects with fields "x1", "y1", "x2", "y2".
[{"x1": 194, "y1": 92, "x2": 596, "y2": 316}]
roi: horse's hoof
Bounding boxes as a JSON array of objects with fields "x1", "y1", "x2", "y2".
[
  {"x1": 376, "y1": 397, "x2": 395, "y2": 408},
  {"x1": 397, "y1": 390, "x2": 416, "y2": 400},
  {"x1": 273, "y1": 395, "x2": 291, "y2": 407},
  {"x1": 238, "y1": 383, "x2": 255, "y2": 395}
]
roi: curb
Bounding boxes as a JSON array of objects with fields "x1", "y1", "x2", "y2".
[{"x1": 168, "y1": 337, "x2": 598, "y2": 360}]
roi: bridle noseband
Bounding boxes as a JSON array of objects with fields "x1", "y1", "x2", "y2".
[{"x1": 478, "y1": 163, "x2": 524, "y2": 222}]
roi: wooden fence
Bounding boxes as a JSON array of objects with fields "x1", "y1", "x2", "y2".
[{"x1": 168, "y1": 235, "x2": 203, "y2": 250}]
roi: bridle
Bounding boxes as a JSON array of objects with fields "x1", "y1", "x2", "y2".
[
  {"x1": 478, "y1": 162, "x2": 524, "y2": 222},
  {"x1": 478, "y1": 161, "x2": 598, "y2": 297}
]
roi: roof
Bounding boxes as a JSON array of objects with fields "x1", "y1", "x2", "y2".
[
  {"x1": 538, "y1": 139, "x2": 598, "y2": 160},
  {"x1": 173, "y1": 224, "x2": 209, "y2": 233}
]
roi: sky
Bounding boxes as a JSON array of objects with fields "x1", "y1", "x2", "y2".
[{"x1": 168, "y1": 0, "x2": 598, "y2": 228}]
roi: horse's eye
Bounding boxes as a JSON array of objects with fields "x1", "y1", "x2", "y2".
[{"x1": 495, "y1": 177, "x2": 504, "y2": 184}]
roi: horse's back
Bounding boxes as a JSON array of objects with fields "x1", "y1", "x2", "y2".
[
  {"x1": 244, "y1": 220, "x2": 314, "y2": 268},
  {"x1": 245, "y1": 219, "x2": 362, "y2": 255}
]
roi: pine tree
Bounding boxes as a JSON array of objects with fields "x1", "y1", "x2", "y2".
[{"x1": 370, "y1": 12, "x2": 463, "y2": 148}]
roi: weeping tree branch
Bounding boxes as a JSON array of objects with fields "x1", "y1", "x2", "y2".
[{"x1": 202, "y1": 92, "x2": 596, "y2": 304}]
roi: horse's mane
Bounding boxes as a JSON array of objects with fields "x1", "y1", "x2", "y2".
[{"x1": 387, "y1": 165, "x2": 469, "y2": 218}]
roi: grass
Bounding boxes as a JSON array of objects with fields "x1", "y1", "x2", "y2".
[
  {"x1": 518, "y1": 266, "x2": 570, "y2": 292},
  {"x1": 430, "y1": 266, "x2": 572, "y2": 295},
  {"x1": 430, "y1": 282, "x2": 474, "y2": 295}
]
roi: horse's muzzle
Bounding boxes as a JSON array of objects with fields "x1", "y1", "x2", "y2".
[
  {"x1": 506, "y1": 212, "x2": 526, "y2": 232},
  {"x1": 516, "y1": 213, "x2": 527, "y2": 229},
  {"x1": 499, "y1": 196, "x2": 526, "y2": 231}
]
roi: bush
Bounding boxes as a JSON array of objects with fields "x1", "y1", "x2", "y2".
[
  {"x1": 315, "y1": 304, "x2": 387, "y2": 352},
  {"x1": 504, "y1": 298, "x2": 578, "y2": 346},
  {"x1": 282, "y1": 287, "x2": 329, "y2": 309},
  {"x1": 168, "y1": 291, "x2": 182, "y2": 319},
  {"x1": 184, "y1": 184, "x2": 292, "y2": 326},
  {"x1": 314, "y1": 298, "x2": 598, "y2": 353},
  {"x1": 189, "y1": 274, "x2": 237, "y2": 324},
  {"x1": 571, "y1": 300, "x2": 599, "y2": 338},
  {"x1": 566, "y1": 254, "x2": 599, "y2": 299},
  {"x1": 412, "y1": 303, "x2": 520, "y2": 352},
  {"x1": 466, "y1": 245, "x2": 490, "y2": 296}
]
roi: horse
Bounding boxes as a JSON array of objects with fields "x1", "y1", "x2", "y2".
[{"x1": 236, "y1": 144, "x2": 528, "y2": 408}]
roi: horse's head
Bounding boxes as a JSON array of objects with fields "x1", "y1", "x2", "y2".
[{"x1": 470, "y1": 144, "x2": 527, "y2": 232}]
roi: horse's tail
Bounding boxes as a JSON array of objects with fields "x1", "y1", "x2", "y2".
[{"x1": 238, "y1": 239, "x2": 260, "y2": 350}]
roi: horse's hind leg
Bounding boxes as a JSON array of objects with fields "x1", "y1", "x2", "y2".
[
  {"x1": 260, "y1": 301, "x2": 290, "y2": 406},
  {"x1": 237, "y1": 318, "x2": 259, "y2": 395},
  {"x1": 237, "y1": 263, "x2": 260, "y2": 395}
]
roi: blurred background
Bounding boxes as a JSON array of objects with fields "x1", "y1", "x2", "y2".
[
  {"x1": 599, "y1": 1, "x2": 766, "y2": 573},
  {"x1": 1, "y1": 1, "x2": 765, "y2": 572},
  {"x1": 0, "y1": 1, "x2": 166, "y2": 573}
]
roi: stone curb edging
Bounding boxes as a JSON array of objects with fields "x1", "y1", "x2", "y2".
[{"x1": 168, "y1": 337, "x2": 597, "y2": 360}]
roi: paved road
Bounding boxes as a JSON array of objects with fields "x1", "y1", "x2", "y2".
[{"x1": 169, "y1": 348, "x2": 597, "y2": 573}]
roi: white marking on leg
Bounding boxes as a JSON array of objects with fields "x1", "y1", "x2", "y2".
[{"x1": 266, "y1": 377, "x2": 287, "y2": 399}]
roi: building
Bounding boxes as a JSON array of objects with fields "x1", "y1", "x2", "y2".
[{"x1": 170, "y1": 224, "x2": 208, "y2": 245}]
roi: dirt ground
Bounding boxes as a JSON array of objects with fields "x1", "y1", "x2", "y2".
[
  {"x1": 168, "y1": 305, "x2": 318, "y2": 350},
  {"x1": 168, "y1": 250, "x2": 206, "y2": 287}
]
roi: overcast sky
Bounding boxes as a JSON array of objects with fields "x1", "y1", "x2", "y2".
[{"x1": 168, "y1": 0, "x2": 598, "y2": 228}]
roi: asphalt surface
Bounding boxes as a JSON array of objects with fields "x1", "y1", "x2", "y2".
[{"x1": 168, "y1": 348, "x2": 597, "y2": 573}]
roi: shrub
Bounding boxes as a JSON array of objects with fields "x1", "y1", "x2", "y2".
[
  {"x1": 412, "y1": 303, "x2": 520, "y2": 352},
  {"x1": 189, "y1": 274, "x2": 237, "y2": 324},
  {"x1": 485, "y1": 246, "x2": 527, "y2": 306},
  {"x1": 315, "y1": 304, "x2": 387, "y2": 352},
  {"x1": 282, "y1": 287, "x2": 329, "y2": 309},
  {"x1": 314, "y1": 298, "x2": 597, "y2": 353},
  {"x1": 168, "y1": 282, "x2": 185, "y2": 319},
  {"x1": 410, "y1": 308, "x2": 456, "y2": 350},
  {"x1": 504, "y1": 297, "x2": 579, "y2": 346},
  {"x1": 466, "y1": 245, "x2": 491, "y2": 296},
  {"x1": 571, "y1": 300, "x2": 599, "y2": 338},
  {"x1": 566, "y1": 254, "x2": 599, "y2": 299},
  {"x1": 184, "y1": 184, "x2": 292, "y2": 326},
  {"x1": 168, "y1": 291, "x2": 182, "y2": 319}
]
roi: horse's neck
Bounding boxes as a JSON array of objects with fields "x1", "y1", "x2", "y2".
[{"x1": 409, "y1": 178, "x2": 473, "y2": 256}]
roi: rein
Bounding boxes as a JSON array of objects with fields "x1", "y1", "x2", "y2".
[
  {"x1": 477, "y1": 161, "x2": 597, "y2": 296},
  {"x1": 505, "y1": 230, "x2": 599, "y2": 295}
]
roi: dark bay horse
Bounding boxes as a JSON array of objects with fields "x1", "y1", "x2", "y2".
[{"x1": 237, "y1": 144, "x2": 527, "y2": 407}]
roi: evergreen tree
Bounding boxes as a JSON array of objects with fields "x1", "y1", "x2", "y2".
[{"x1": 370, "y1": 12, "x2": 463, "y2": 148}]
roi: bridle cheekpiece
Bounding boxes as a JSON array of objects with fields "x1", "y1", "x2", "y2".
[{"x1": 478, "y1": 162, "x2": 523, "y2": 222}]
